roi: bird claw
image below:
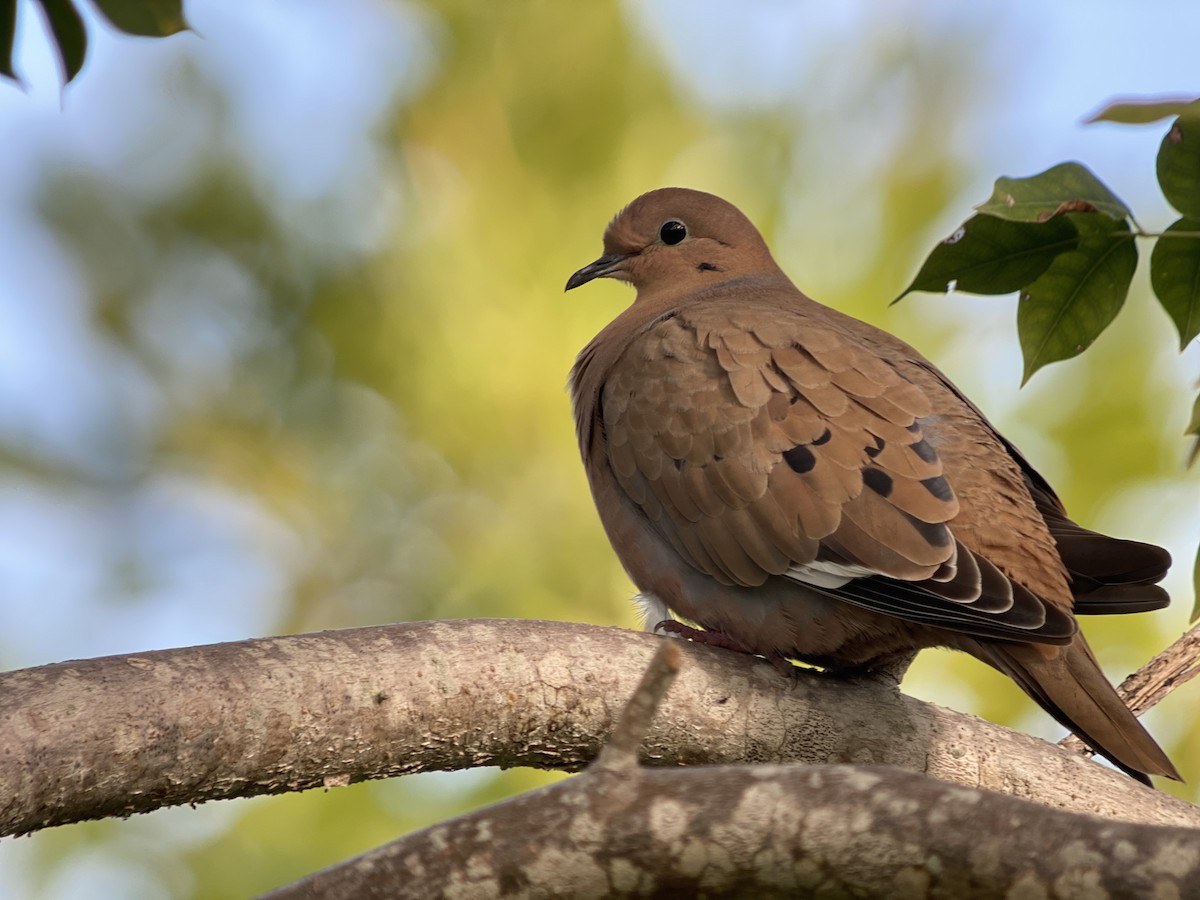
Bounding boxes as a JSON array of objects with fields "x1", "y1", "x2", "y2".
[
  {"x1": 653, "y1": 619, "x2": 797, "y2": 679},
  {"x1": 653, "y1": 619, "x2": 749, "y2": 651}
]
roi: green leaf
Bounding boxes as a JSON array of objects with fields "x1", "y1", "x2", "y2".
[
  {"x1": 1150, "y1": 217, "x2": 1200, "y2": 349},
  {"x1": 1084, "y1": 96, "x2": 1200, "y2": 126},
  {"x1": 34, "y1": 0, "x2": 87, "y2": 84},
  {"x1": 92, "y1": 0, "x2": 188, "y2": 37},
  {"x1": 1158, "y1": 114, "x2": 1200, "y2": 218},
  {"x1": 1191, "y1": 540, "x2": 1199, "y2": 623},
  {"x1": 1, "y1": 0, "x2": 17, "y2": 81},
  {"x1": 893, "y1": 214, "x2": 1078, "y2": 303},
  {"x1": 1017, "y1": 215, "x2": 1137, "y2": 384},
  {"x1": 976, "y1": 162, "x2": 1131, "y2": 223},
  {"x1": 1187, "y1": 390, "x2": 1200, "y2": 469}
]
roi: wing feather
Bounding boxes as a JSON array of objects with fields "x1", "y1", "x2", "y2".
[{"x1": 600, "y1": 301, "x2": 1070, "y2": 643}]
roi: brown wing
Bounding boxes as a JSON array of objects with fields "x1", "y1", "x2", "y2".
[
  {"x1": 896, "y1": 354, "x2": 1169, "y2": 616},
  {"x1": 601, "y1": 301, "x2": 1072, "y2": 643}
]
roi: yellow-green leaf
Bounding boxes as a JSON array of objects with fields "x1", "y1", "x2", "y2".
[
  {"x1": 894, "y1": 214, "x2": 1078, "y2": 304},
  {"x1": 1018, "y1": 215, "x2": 1137, "y2": 384},
  {"x1": 1084, "y1": 96, "x2": 1200, "y2": 126},
  {"x1": 1158, "y1": 114, "x2": 1200, "y2": 218},
  {"x1": 1187, "y1": 390, "x2": 1200, "y2": 469},
  {"x1": 976, "y1": 161, "x2": 1130, "y2": 223},
  {"x1": 1150, "y1": 217, "x2": 1200, "y2": 349},
  {"x1": 92, "y1": 0, "x2": 188, "y2": 37},
  {"x1": 1191, "y1": 537, "x2": 1200, "y2": 622}
]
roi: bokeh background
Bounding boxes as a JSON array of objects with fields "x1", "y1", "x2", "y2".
[{"x1": 2, "y1": 1, "x2": 1198, "y2": 896}]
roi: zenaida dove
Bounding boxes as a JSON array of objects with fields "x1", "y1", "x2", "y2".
[{"x1": 567, "y1": 187, "x2": 1179, "y2": 784}]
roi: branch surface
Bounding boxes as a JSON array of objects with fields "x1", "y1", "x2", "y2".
[
  {"x1": 264, "y1": 763, "x2": 1200, "y2": 899},
  {"x1": 2, "y1": 618, "x2": 1196, "y2": 837}
]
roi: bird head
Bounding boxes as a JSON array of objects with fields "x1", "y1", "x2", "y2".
[{"x1": 565, "y1": 187, "x2": 781, "y2": 297}]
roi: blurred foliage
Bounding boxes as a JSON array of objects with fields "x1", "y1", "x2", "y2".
[
  {"x1": 1, "y1": 0, "x2": 1198, "y2": 897},
  {"x1": 2, "y1": 0, "x2": 187, "y2": 85}
]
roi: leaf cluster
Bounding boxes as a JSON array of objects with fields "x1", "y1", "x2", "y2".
[
  {"x1": 897, "y1": 99, "x2": 1200, "y2": 425},
  {"x1": 1, "y1": 0, "x2": 186, "y2": 85}
]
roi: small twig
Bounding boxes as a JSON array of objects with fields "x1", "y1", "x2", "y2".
[
  {"x1": 593, "y1": 640, "x2": 682, "y2": 772},
  {"x1": 1060, "y1": 623, "x2": 1200, "y2": 756},
  {"x1": 1115, "y1": 622, "x2": 1200, "y2": 716}
]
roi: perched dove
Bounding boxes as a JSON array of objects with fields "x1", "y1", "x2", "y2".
[{"x1": 567, "y1": 187, "x2": 1179, "y2": 784}]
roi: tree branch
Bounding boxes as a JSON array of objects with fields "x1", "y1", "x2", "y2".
[
  {"x1": 263, "y1": 763, "x2": 1200, "y2": 899},
  {"x1": 2, "y1": 619, "x2": 1196, "y2": 838},
  {"x1": 263, "y1": 624, "x2": 1200, "y2": 898}
]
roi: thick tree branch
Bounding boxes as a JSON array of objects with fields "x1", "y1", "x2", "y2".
[
  {"x1": 264, "y1": 763, "x2": 1200, "y2": 899},
  {"x1": 2, "y1": 619, "x2": 1196, "y2": 838},
  {"x1": 265, "y1": 626, "x2": 1200, "y2": 898}
]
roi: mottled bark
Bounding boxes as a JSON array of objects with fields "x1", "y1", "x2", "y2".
[
  {"x1": 264, "y1": 763, "x2": 1200, "y2": 900},
  {"x1": 2, "y1": 619, "x2": 1196, "y2": 839},
  {"x1": 267, "y1": 643, "x2": 1200, "y2": 899}
]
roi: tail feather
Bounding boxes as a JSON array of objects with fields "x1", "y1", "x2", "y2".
[
  {"x1": 1070, "y1": 583, "x2": 1170, "y2": 615},
  {"x1": 1024, "y1": 479, "x2": 1172, "y2": 616},
  {"x1": 971, "y1": 637, "x2": 1181, "y2": 784},
  {"x1": 1052, "y1": 525, "x2": 1172, "y2": 613}
]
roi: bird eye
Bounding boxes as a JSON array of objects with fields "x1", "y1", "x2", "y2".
[{"x1": 659, "y1": 219, "x2": 687, "y2": 245}]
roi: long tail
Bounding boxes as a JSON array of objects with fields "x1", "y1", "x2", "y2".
[{"x1": 970, "y1": 636, "x2": 1181, "y2": 784}]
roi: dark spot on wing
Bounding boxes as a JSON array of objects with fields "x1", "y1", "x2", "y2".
[
  {"x1": 812, "y1": 428, "x2": 832, "y2": 446},
  {"x1": 698, "y1": 262, "x2": 720, "y2": 272},
  {"x1": 865, "y1": 435, "x2": 885, "y2": 459},
  {"x1": 783, "y1": 444, "x2": 817, "y2": 474},
  {"x1": 904, "y1": 512, "x2": 952, "y2": 547},
  {"x1": 921, "y1": 475, "x2": 953, "y2": 501},
  {"x1": 862, "y1": 467, "x2": 893, "y2": 497},
  {"x1": 910, "y1": 438, "x2": 937, "y2": 464}
]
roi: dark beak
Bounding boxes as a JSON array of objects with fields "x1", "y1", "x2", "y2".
[{"x1": 565, "y1": 253, "x2": 629, "y2": 291}]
